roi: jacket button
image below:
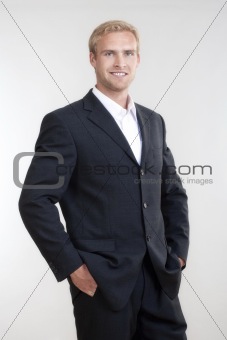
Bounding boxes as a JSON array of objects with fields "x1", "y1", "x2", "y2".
[
  {"x1": 140, "y1": 169, "x2": 144, "y2": 176},
  {"x1": 146, "y1": 235, "x2": 151, "y2": 242},
  {"x1": 143, "y1": 202, "x2": 148, "y2": 208}
]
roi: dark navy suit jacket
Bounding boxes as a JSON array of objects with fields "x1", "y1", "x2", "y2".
[{"x1": 19, "y1": 90, "x2": 189, "y2": 311}]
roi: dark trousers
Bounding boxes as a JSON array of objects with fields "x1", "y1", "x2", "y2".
[{"x1": 68, "y1": 254, "x2": 187, "y2": 340}]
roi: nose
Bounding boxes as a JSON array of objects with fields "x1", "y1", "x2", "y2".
[{"x1": 114, "y1": 53, "x2": 126, "y2": 68}]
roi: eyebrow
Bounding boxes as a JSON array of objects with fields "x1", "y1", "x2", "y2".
[{"x1": 100, "y1": 49, "x2": 137, "y2": 54}]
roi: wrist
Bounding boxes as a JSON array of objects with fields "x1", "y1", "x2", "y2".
[{"x1": 178, "y1": 257, "x2": 185, "y2": 268}]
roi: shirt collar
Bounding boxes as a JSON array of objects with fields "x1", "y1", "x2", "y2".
[{"x1": 92, "y1": 86, "x2": 137, "y2": 122}]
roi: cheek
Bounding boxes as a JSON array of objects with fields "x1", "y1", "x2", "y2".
[{"x1": 132, "y1": 62, "x2": 139, "y2": 71}]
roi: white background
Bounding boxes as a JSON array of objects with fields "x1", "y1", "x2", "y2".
[{"x1": 1, "y1": 0, "x2": 227, "y2": 339}]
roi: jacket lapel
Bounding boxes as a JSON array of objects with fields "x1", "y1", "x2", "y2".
[
  {"x1": 84, "y1": 90, "x2": 138, "y2": 165},
  {"x1": 135, "y1": 104, "x2": 151, "y2": 166}
]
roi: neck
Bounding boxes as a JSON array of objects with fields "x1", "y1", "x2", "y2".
[{"x1": 95, "y1": 85, "x2": 129, "y2": 109}]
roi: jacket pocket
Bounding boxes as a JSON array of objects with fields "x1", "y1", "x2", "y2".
[{"x1": 166, "y1": 245, "x2": 181, "y2": 270}]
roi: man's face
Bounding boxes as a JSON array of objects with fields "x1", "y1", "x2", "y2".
[{"x1": 90, "y1": 31, "x2": 140, "y2": 97}]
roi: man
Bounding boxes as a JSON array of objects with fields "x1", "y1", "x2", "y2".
[{"x1": 19, "y1": 20, "x2": 189, "y2": 340}]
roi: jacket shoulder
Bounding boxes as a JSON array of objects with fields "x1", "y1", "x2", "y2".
[
  {"x1": 136, "y1": 103, "x2": 160, "y2": 118},
  {"x1": 45, "y1": 98, "x2": 84, "y2": 120},
  {"x1": 41, "y1": 89, "x2": 95, "y2": 124},
  {"x1": 135, "y1": 103, "x2": 163, "y2": 123}
]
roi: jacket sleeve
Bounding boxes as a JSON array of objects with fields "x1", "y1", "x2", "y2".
[
  {"x1": 18, "y1": 111, "x2": 83, "y2": 281},
  {"x1": 160, "y1": 115, "x2": 190, "y2": 266}
]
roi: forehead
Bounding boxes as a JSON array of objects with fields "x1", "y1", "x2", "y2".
[{"x1": 96, "y1": 31, "x2": 137, "y2": 51}]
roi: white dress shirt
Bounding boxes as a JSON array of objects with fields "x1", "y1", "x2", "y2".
[{"x1": 92, "y1": 87, "x2": 142, "y2": 164}]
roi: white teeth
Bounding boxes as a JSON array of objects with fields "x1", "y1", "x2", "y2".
[{"x1": 112, "y1": 72, "x2": 126, "y2": 76}]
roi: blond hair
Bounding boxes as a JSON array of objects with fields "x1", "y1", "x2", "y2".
[{"x1": 89, "y1": 20, "x2": 140, "y2": 54}]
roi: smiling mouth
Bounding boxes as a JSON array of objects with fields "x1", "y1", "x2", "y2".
[{"x1": 110, "y1": 72, "x2": 128, "y2": 77}]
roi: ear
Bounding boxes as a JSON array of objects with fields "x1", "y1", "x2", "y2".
[
  {"x1": 136, "y1": 53, "x2": 141, "y2": 67},
  {"x1": 89, "y1": 52, "x2": 96, "y2": 68}
]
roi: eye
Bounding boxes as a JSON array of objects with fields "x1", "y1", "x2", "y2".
[
  {"x1": 125, "y1": 51, "x2": 135, "y2": 56},
  {"x1": 104, "y1": 51, "x2": 113, "y2": 56}
]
